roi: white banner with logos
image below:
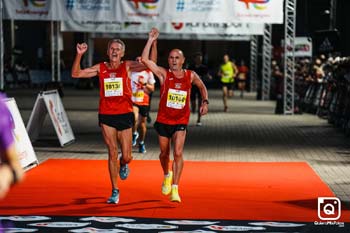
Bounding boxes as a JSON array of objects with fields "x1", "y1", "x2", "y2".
[
  {"x1": 118, "y1": 0, "x2": 284, "y2": 24},
  {"x1": 61, "y1": 21, "x2": 264, "y2": 35},
  {"x1": 5, "y1": 98, "x2": 38, "y2": 170},
  {"x1": 3, "y1": 0, "x2": 283, "y2": 24},
  {"x1": 2, "y1": 0, "x2": 65, "y2": 21},
  {"x1": 91, "y1": 32, "x2": 251, "y2": 41},
  {"x1": 283, "y1": 37, "x2": 313, "y2": 57},
  {"x1": 27, "y1": 90, "x2": 75, "y2": 147}
]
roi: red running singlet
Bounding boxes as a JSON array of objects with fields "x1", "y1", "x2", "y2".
[
  {"x1": 156, "y1": 69, "x2": 192, "y2": 125},
  {"x1": 98, "y1": 62, "x2": 133, "y2": 115}
]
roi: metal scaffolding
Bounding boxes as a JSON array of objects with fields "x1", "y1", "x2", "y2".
[
  {"x1": 330, "y1": 0, "x2": 337, "y2": 30},
  {"x1": 283, "y1": 0, "x2": 297, "y2": 114},
  {"x1": 50, "y1": 21, "x2": 61, "y2": 82},
  {"x1": 249, "y1": 35, "x2": 258, "y2": 92},
  {"x1": 262, "y1": 24, "x2": 272, "y2": 100}
]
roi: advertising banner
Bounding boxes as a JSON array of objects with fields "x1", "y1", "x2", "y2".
[
  {"x1": 5, "y1": 98, "x2": 38, "y2": 170},
  {"x1": 284, "y1": 37, "x2": 313, "y2": 57},
  {"x1": 3, "y1": 0, "x2": 283, "y2": 24},
  {"x1": 90, "y1": 32, "x2": 251, "y2": 41},
  {"x1": 118, "y1": 0, "x2": 284, "y2": 24},
  {"x1": 61, "y1": 21, "x2": 264, "y2": 35},
  {"x1": 3, "y1": 0, "x2": 65, "y2": 21},
  {"x1": 27, "y1": 90, "x2": 75, "y2": 147}
]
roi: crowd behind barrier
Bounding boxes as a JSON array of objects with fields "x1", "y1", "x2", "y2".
[{"x1": 272, "y1": 54, "x2": 350, "y2": 136}]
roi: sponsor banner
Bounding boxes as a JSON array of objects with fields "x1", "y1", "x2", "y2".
[
  {"x1": 283, "y1": 37, "x2": 313, "y2": 57},
  {"x1": 26, "y1": 90, "x2": 75, "y2": 147},
  {"x1": 4, "y1": 0, "x2": 282, "y2": 24},
  {"x1": 90, "y1": 33, "x2": 251, "y2": 41},
  {"x1": 4, "y1": 98, "x2": 38, "y2": 170},
  {"x1": 64, "y1": 0, "x2": 117, "y2": 22},
  {"x1": 1, "y1": 216, "x2": 347, "y2": 232},
  {"x1": 121, "y1": 0, "x2": 283, "y2": 24},
  {"x1": 3, "y1": 0, "x2": 65, "y2": 21},
  {"x1": 61, "y1": 21, "x2": 264, "y2": 35}
]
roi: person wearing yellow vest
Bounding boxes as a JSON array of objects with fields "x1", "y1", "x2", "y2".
[{"x1": 218, "y1": 54, "x2": 238, "y2": 112}]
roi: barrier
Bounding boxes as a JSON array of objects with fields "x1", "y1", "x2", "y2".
[
  {"x1": 26, "y1": 90, "x2": 75, "y2": 147},
  {"x1": 5, "y1": 98, "x2": 38, "y2": 170}
]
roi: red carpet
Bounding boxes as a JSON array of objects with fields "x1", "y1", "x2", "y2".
[{"x1": 0, "y1": 159, "x2": 349, "y2": 222}]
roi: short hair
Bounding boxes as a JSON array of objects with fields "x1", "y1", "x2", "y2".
[{"x1": 107, "y1": 39, "x2": 125, "y2": 52}]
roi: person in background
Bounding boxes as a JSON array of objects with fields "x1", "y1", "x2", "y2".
[
  {"x1": 131, "y1": 56, "x2": 156, "y2": 153},
  {"x1": 237, "y1": 60, "x2": 249, "y2": 99},
  {"x1": 218, "y1": 54, "x2": 238, "y2": 112},
  {"x1": 188, "y1": 52, "x2": 212, "y2": 126}
]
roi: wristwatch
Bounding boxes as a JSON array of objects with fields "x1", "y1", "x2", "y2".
[{"x1": 202, "y1": 99, "x2": 209, "y2": 105}]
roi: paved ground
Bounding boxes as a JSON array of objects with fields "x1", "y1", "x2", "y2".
[{"x1": 6, "y1": 87, "x2": 350, "y2": 204}]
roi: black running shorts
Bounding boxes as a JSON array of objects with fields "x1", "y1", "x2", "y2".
[
  {"x1": 133, "y1": 104, "x2": 150, "y2": 117},
  {"x1": 98, "y1": 112, "x2": 134, "y2": 131},
  {"x1": 154, "y1": 121, "x2": 187, "y2": 138}
]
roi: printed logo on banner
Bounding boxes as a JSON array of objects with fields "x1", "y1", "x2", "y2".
[
  {"x1": 116, "y1": 223, "x2": 178, "y2": 230},
  {"x1": 79, "y1": 217, "x2": 135, "y2": 223},
  {"x1": 172, "y1": 22, "x2": 184, "y2": 30},
  {"x1": 0, "y1": 228, "x2": 39, "y2": 233},
  {"x1": 128, "y1": 0, "x2": 159, "y2": 9},
  {"x1": 65, "y1": 0, "x2": 111, "y2": 11},
  {"x1": 205, "y1": 225, "x2": 266, "y2": 231},
  {"x1": 28, "y1": 222, "x2": 90, "y2": 228},
  {"x1": 66, "y1": 0, "x2": 75, "y2": 10},
  {"x1": 238, "y1": 0, "x2": 270, "y2": 10},
  {"x1": 69, "y1": 227, "x2": 127, "y2": 233},
  {"x1": 23, "y1": 0, "x2": 46, "y2": 7},
  {"x1": 16, "y1": 0, "x2": 49, "y2": 16},
  {"x1": 175, "y1": 0, "x2": 220, "y2": 12},
  {"x1": 249, "y1": 222, "x2": 306, "y2": 227}
]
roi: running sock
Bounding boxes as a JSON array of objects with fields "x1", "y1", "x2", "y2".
[{"x1": 172, "y1": 184, "x2": 178, "y2": 189}]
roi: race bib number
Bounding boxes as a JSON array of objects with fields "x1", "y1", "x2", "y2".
[
  {"x1": 104, "y1": 77, "x2": 123, "y2": 97},
  {"x1": 132, "y1": 90, "x2": 144, "y2": 102},
  {"x1": 166, "y1": 89, "x2": 187, "y2": 109}
]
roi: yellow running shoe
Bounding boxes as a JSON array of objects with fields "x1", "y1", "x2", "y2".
[
  {"x1": 161, "y1": 171, "x2": 173, "y2": 195},
  {"x1": 170, "y1": 185, "x2": 181, "y2": 202}
]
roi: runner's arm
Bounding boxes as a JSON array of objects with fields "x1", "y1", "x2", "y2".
[
  {"x1": 142, "y1": 28, "x2": 167, "y2": 85},
  {"x1": 71, "y1": 43, "x2": 99, "y2": 78}
]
